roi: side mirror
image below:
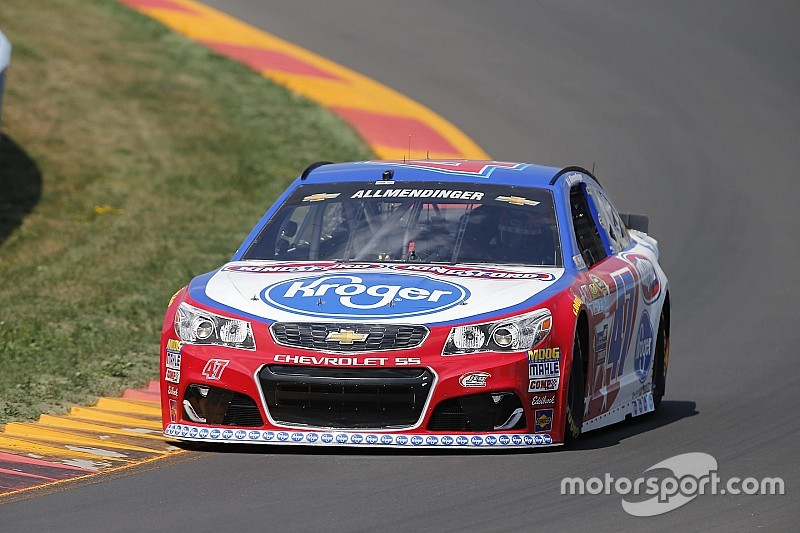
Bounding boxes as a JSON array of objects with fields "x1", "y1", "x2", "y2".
[{"x1": 620, "y1": 213, "x2": 649, "y2": 233}]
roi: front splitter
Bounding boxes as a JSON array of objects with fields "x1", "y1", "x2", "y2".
[{"x1": 165, "y1": 424, "x2": 558, "y2": 448}]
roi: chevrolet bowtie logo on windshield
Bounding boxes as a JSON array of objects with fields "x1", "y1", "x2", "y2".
[
  {"x1": 495, "y1": 195, "x2": 540, "y2": 206},
  {"x1": 303, "y1": 192, "x2": 341, "y2": 202},
  {"x1": 325, "y1": 329, "x2": 369, "y2": 344}
]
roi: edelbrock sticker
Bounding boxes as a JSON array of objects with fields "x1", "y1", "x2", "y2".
[{"x1": 261, "y1": 273, "x2": 469, "y2": 319}]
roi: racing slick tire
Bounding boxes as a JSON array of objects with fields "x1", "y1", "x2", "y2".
[
  {"x1": 564, "y1": 333, "x2": 585, "y2": 443},
  {"x1": 651, "y1": 308, "x2": 668, "y2": 411}
]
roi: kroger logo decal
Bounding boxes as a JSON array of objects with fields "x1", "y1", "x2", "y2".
[{"x1": 261, "y1": 273, "x2": 469, "y2": 318}]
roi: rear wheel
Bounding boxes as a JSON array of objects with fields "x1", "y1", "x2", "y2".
[
  {"x1": 564, "y1": 334, "x2": 585, "y2": 442},
  {"x1": 651, "y1": 309, "x2": 668, "y2": 411}
]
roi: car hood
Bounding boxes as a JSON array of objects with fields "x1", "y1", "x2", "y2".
[{"x1": 193, "y1": 261, "x2": 567, "y2": 325}]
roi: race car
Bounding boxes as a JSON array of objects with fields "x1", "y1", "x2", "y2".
[{"x1": 161, "y1": 160, "x2": 670, "y2": 449}]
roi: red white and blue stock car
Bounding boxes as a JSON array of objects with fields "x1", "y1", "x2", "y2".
[{"x1": 161, "y1": 160, "x2": 670, "y2": 449}]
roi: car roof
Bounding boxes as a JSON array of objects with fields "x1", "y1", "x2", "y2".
[{"x1": 298, "y1": 160, "x2": 591, "y2": 189}]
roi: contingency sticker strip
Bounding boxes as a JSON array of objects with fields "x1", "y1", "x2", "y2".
[
  {"x1": 115, "y1": 0, "x2": 491, "y2": 160},
  {"x1": 0, "y1": 381, "x2": 181, "y2": 498}
]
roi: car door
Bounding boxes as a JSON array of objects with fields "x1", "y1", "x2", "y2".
[{"x1": 569, "y1": 183, "x2": 640, "y2": 422}]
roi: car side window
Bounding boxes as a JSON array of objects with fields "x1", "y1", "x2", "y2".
[
  {"x1": 569, "y1": 184, "x2": 607, "y2": 267},
  {"x1": 589, "y1": 187, "x2": 631, "y2": 252}
]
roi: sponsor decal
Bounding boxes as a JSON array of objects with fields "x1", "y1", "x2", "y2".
[
  {"x1": 390, "y1": 264, "x2": 555, "y2": 281},
  {"x1": 166, "y1": 339, "x2": 184, "y2": 352},
  {"x1": 167, "y1": 385, "x2": 179, "y2": 397},
  {"x1": 499, "y1": 435, "x2": 510, "y2": 445},
  {"x1": 249, "y1": 431, "x2": 260, "y2": 440},
  {"x1": 531, "y1": 394, "x2": 557, "y2": 406},
  {"x1": 381, "y1": 435, "x2": 394, "y2": 445},
  {"x1": 277, "y1": 432, "x2": 290, "y2": 441},
  {"x1": 485, "y1": 435, "x2": 498, "y2": 446},
  {"x1": 168, "y1": 289, "x2": 182, "y2": 308},
  {"x1": 458, "y1": 371, "x2": 491, "y2": 388},
  {"x1": 306, "y1": 433, "x2": 319, "y2": 443},
  {"x1": 426, "y1": 436, "x2": 439, "y2": 446},
  {"x1": 411, "y1": 435, "x2": 424, "y2": 446},
  {"x1": 199, "y1": 428, "x2": 209, "y2": 438},
  {"x1": 292, "y1": 432, "x2": 304, "y2": 442},
  {"x1": 166, "y1": 351, "x2": 181, "y2": 371},
  {"x1": 202, "y1": 359, "x2": 229, "y2": 380},
  {"x1": 362, "y1": 159, "x2": 528, "y2": 178},
  {"x1": 222, "y1": 429, "x2": 233, "y2": 439},
  {"x1": 565, "y1": 172, "x2": 582, "y2": 186},
  {"x1": 594, "y1": 324, "x2": 608, "y2": 365},
  {"x1": 635, "y1": 311, "x2": 654, "y2": 383},
  {"x1": 456, "y1": 436, "x2": 469, "y2": 446},
  {"x1": 169, "y1": 399, "x2": 178, "y2": 423},
  {"x1": 224, "y1": 261, "x2": 556, "y2": 281},
  {"x1": 512, "y1": 435, "x2": 523, "y2": 445},
  {"x1": 235, "y1": 430, "x2": 246, "y2": 440},
  {"x1": 165, "y1": 368, "x2": 180, "y2": 384},
  {"x1": 528, "y1": 347, "x2": 561, "y2": 362},
  {"x1": 351, "y1": 434, "x2": 364, "y2": 444},
  {"x1": 210, "y1": 429, "x2": 221, "y2": 439},
  {"x1": 579, "y1": 274, "x2": 611, "y2": 315},
  {"x1": 262, "y1": 273, "x2": 469, "y2": 319},
  {"x1": 302, "y1": 192, "x2": 340, "y2": 202},
  {"x1": 336, "y1": 434, "x2": 348, "y2": 444},
  {"x1": 529, "y1": 377, "x2": 559, "y2": 393},
  {"x1": 351, "y1": 188, "x2": 485, "y2": 201},
  {"x1": 321, "y1": 433, "x2": 334, "y2": 443},
  {"x1": 534, "y1": 409, "x2": 554, "y2": 433},
  {"x1": 263, "y1": 431, "x2": 275, "y2": 441},
  {"x1": 395, "y1": 435, "x2": 409, "y2": 445},
  {"x1": 529, "y1": 362, "x2": 560, "y2": 379},
  {"x1": 224, "y1": 263, "x2": 380, "y2": 274},
  {"x1": 366, "y1": 434, "x2": 378, "y2": 444},
  {"x1": 573, "y1": 296, "x2": 582, "y2": 316},
  {"x1": 495, "y1": 195, "x2": 539, "y2": 206},
  {"x1": 189, "y1": 427, "x2": 199, "y2": 438},
  {"x1": 273, "y1": 354, "x2": 421, "y2": 366},
  {"x1": 626, "y1": 254, "x2": 661, "y2": 304},
  {"x1": 441, "y1": 436, "x2": 454, "y2": 446},
  {"x1": 471, "y1": 436, "x2": 484, "y2": 446}
]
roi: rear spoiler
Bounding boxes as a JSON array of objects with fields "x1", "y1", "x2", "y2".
[{"x1": 619, "y1": 213, "x2": 649, "y2": 233}]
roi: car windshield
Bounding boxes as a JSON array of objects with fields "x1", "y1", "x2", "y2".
[{"x1": 243, "y1": 181, "x2": 562, "y2": 267}]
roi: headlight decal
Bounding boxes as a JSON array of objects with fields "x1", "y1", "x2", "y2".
[
  {"x1": 442, "y1": 309, "x2": 552, "y2": 355},
  {"x1": 175, "y1": 302, "x2": 256, "y2": 350}
]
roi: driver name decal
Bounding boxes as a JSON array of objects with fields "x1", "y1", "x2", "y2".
[{"x1": 350, "y1": 188, "x2": 484, "y2": 200}]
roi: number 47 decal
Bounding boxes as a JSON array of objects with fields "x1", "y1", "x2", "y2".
[{"x1": 202, "y1": 359, "x2": 230, "y2": 380}]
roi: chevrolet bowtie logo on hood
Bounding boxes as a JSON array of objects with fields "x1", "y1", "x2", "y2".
[{"x1": 325, "y1": 329, "x2": 369, "y2": 344}]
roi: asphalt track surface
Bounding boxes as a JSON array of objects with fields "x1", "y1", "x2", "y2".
[{"x1": 4, "y1": 1, "x2": 799, "y2": 531}]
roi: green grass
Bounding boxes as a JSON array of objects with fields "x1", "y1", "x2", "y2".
[{"x1": 0, "y1": 0, "x2": 371, "y2": 424}]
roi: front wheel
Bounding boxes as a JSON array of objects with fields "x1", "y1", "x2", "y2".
[{"x1": 564, "y1": 334, "x2": 585, "y2": 442}]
